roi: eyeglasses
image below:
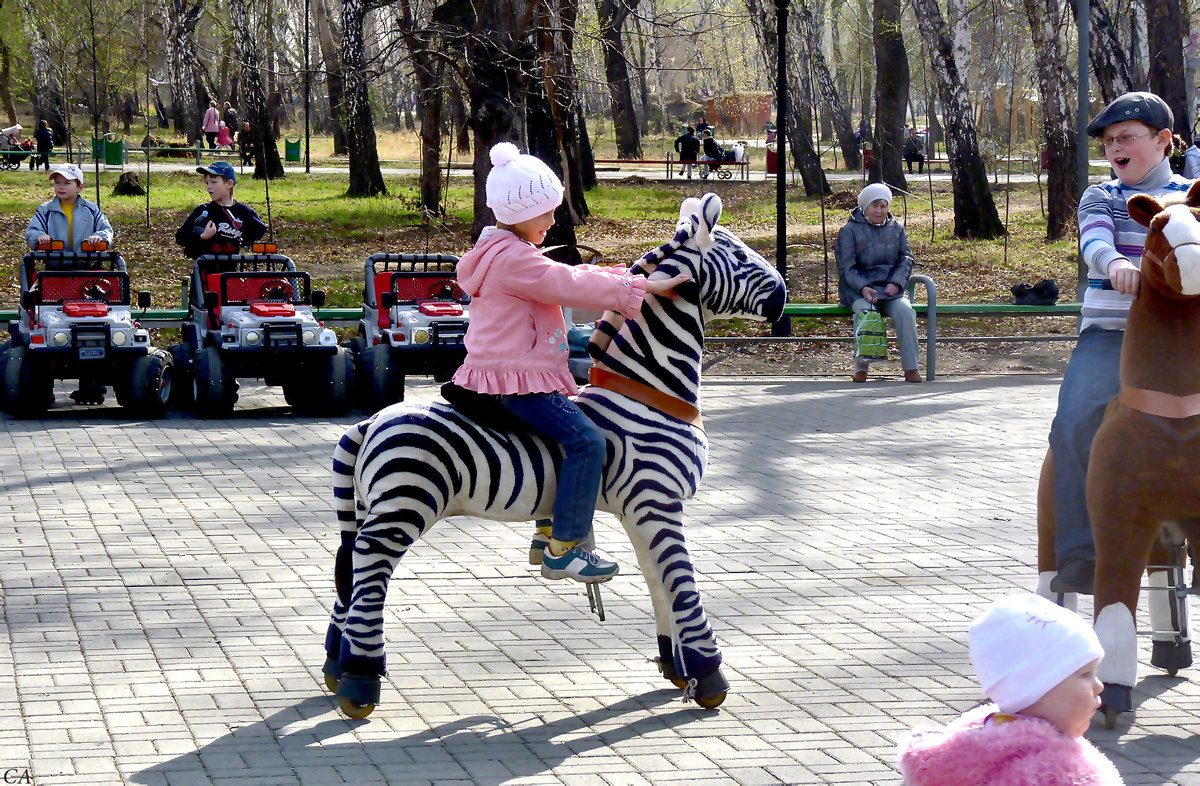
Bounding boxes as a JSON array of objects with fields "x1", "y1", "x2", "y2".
[{"x1": 1101, "y1": 132, "x2": 1154, "y2": 148}]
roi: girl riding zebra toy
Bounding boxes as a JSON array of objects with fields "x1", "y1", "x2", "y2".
[{"x1": 322, "y1": 192, "x2": 787, "y2": 718}]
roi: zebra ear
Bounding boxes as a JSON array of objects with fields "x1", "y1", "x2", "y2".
[
  {"x1": 679, "y1": 197, "x2": 704, "y2": 222},
  {"x1": 700, "y1": 193, "x2": 723, "y2": 232}
]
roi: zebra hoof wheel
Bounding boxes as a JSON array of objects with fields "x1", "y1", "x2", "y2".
[
  {"x1": 1103, "y1": 705, "x2": 1120, "y2": 729},
  {"x1": 654, "y1": 655, "x2": 688, "y2": 690},
  {"x1": 338, "y1": 696, "x2": 376, "y2": 719},
  {"x1": 693, "y1": 665, "x2": 730, "y2": 709},
  {"x1": 322, "y1": 656, "x2": 343, "y2": 693},
  {"x1": 1168, "y1": 668, "x2": 1179, "y2": 678},
  {"x1": 324, "y1": 672, "x2": 339, "y2": 693}
]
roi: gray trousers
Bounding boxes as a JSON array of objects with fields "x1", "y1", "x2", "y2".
[
  {"x1": 1048, "y1": 327, "x2": 1123, "y2": 565},
  {"x1": 851, "y1": 294, "x2": 920, "y2": 371}
]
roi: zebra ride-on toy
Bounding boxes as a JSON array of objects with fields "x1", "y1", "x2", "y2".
[
  {"x1": 347, "y1": 253, "x2": 468, "y2": 411},
  {"x1": 3, "y1": 240, "x2": 172, "y2": 418},
  {"x1": 169, "y1": 243, "x2": 352, "y2": 417},
  {"x1": 322, "y1": 193, "x2": 786, "y2": 719}
]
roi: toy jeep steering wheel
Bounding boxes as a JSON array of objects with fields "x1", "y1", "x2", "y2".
[
  {"x1": 80, "y1": 278, "x2": 114, "y2": 301},
  {"x1": 259, "y1": 279, "x2": 294, "y2": 301}
]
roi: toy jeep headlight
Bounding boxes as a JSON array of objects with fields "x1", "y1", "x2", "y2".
[
  {"x1": 111, "y1": 330, "x2": 128, "y2": 346},
  {"x1": 245, "y1": 330, "x2": 262, "y2": 346},
  {"x1": 52, "y1": 331, "x2": 70, "y2": 346},
  {"x1": 413, "y1": 328, "x2": 431, "y2": 345},
  {"x1": 303, "y1": 329, "x2": 318, "y2": 344}
]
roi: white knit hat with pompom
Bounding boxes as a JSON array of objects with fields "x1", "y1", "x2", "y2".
[{"x1": 485, "y1": 142, "x2": 564, "y2": 225}]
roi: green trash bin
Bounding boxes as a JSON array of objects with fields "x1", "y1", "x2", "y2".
[
  {"x1": 285, "y1": 138, "x2": 301, "y2": 162},
  {"x1": 104, "y1": 136, "x2": 124, "y2": 166},
  {"x1": 91, "y1": 137, "x2": 105, "y2": 162}
]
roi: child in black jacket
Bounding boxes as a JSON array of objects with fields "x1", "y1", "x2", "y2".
[{"x1": 175, "y1": 161, "x2": 267, "y2": 259}]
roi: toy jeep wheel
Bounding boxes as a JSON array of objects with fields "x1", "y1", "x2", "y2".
[
  {"x1": 291, "y1": 346, "x2": 352, "y2": 416},
  {"x1": 193, "y1": 345, "x2": 238, "y2": 418},
  {"x1": 368, "y1": 343, "x2": 404, "y2": 411},
  {"x1": 126, "y1": 348, "x2": 174, "y2": 419},
  {"x1": 168, "y1": 343, "x2": 194, "y2": 407},
  {"x1": 0, "y1": 340, "x2": 9, "y2": 411},
  {"x1": 4, "y1": 345, "x2": 52, "y2": 418}
]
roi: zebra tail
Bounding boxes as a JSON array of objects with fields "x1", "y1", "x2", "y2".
[{"x1": 332, "y1": 415, "x2": 375, "y2": 535}]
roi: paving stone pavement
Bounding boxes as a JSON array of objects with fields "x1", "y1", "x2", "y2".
[{"x1": 2, "y1": 375, "x2": 1199, "y2": 786}]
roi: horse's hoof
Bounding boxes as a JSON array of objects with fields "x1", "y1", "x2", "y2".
[
  {"x1": 1151, "y1": 639, "x2": 1192, "y2": 676},
  {"x1": 336, "y1": 672, "x2": 381, "y2": 719},
  {"x1": 322, "y1": 656, "x2": 343, "y2": 693},
  {"x1": 1099, "y1": 681, "x2": 1133, "y2": 728},
  {"x1": 694, "y1": 666, "x2": 730, "y2": 709}
]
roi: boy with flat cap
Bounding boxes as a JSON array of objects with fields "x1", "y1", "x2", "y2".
[
  {"x1": 174, "y1": 160, "x2": 267, "y2": 259},
  {"x1": 1039, "y1": 92, "x2": 1192, "y2": 597}
]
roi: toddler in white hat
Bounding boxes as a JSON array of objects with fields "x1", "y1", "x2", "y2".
[
  {"x1": 897, "y1": 593, "x2": 1123, "y2": 785},
  {"x1": 450, "y1": 142, "x2": 690, "y2": 583}
]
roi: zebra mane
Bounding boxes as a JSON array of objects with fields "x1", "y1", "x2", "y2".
[{"x1": 586, "y1": 197, "x2": 713, "y2": 362}]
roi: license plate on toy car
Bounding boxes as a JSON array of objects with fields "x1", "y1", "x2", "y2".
[{"x1": 79, "y1": 347, "x2": 105, "y2": 359}]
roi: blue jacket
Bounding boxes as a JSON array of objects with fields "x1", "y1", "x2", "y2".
[
  {"x1": 835, "y1": 207, "x2": 914, "y2": 307},
  {"x1": 25, "y1": 197, "x2": 114, "y2": 252}
]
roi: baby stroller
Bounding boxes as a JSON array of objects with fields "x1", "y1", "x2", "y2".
[
  {"x1": 699, "y1": 144, "x2": 742, "y2": 180},
  {"x1": 0, "y1": 124, "x2": 24, "y2": 170}
]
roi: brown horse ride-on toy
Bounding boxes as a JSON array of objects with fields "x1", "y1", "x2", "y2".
[{"x1": 1041, "y1": 182, "x2": 1200, "y2": 728}]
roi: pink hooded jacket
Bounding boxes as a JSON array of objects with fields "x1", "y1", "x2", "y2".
[
  {"x1": 451, "y1": 226, "x2": 647, "y2": 395},
  {"x1": 897, "y1": 705, "x2": 1123, "y2": 786}
]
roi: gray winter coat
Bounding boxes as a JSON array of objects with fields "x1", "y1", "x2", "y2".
[{"x1": 835, "y1": 208, "x2": 914, "y2": 307}]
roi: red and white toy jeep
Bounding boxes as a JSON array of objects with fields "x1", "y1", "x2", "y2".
[
  {"x1": 2, "y1": 240, "x2": 171, "y2": 418},
  {"x1": 170, "y1": 243, "x2": 351, "y2": 417},
  {"x1": 347, "y1": 253, "x2": 468, "y2": 411}
]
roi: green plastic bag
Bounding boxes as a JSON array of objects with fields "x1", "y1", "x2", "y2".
[{"x1": 853, "y1": 307, "x2": 888, "y2": 361}]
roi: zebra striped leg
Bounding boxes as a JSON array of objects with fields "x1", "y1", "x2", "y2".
[
  {"x1": 622, "y1": 505, "x2": 723, "y2": 686},
  {"x1": 325, "y1": 417, "x2": 374, "y2": 679}
]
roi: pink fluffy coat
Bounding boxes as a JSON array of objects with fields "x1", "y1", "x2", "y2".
[{"x1": 897, "y1": 705, "x2": 1124, "y2": 785}]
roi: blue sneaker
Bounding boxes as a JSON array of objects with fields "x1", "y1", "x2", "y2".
[{"x1": 540, "y1": 545, "x2": 619, "y2": 583}]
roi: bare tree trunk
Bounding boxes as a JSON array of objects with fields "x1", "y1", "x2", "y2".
[
  {"x1": 229, "y1": 0, "x2": 284, "y2": 178},
  {"x1": 872, "y1": 0, "x2": 908, "y2": 188},
  {"x1": 20, "y1": 0, "x2": 68, "y2": 143},
  {"x1": 744, "y1": 0, "x2": 829, "y2": 195},
  {"x1": 315, "y1": 0, "x2": 348, "y2": 155},
  {"x1": 342, "y1": 0, "x2": 386, "y2": 195},
  {"x1": 909, "y1": 0, "x2": 1005, "y2": 238},
  {"x1": 596, "y1": 0, "x2": 642, "y2": 158},
  {"x1": 1146, "y1": 0, "x2": 1189, "y2": 138},
  {"x1": 0, "y1": 38, "x2": 17, "y2": 125},
  {"x1": 398, "y1": 0, "x2": 444, "y2": 215},
  {"x1": 161, "y1": 0, "x2": 206, "y2": 142},
  {"x1": 1023, "y1": 0, "x2": 1076, "y2": 240},
  {"x1": 797, "y1": 5, "x2": 858, "y2": 169},
  {"x1": 1070, "y1": 0, "x2": 1133, "y2": 104}
]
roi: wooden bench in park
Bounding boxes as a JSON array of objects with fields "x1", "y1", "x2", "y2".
[{"x1": 593, "y1": 156, "x2": 752, "y2": 181}]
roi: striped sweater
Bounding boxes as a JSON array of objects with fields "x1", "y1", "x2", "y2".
[{"x1": 1077, "y1": 157, "x2": 1192, "y2": 331}]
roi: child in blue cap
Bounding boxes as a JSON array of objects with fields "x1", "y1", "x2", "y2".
[{"x1": 174, "y1": 160, "x2": 267, "y2": 259}]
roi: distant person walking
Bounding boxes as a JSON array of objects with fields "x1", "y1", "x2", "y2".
[
  {"x1": 31, "y1": 119, "x2": 53, "y2": 172},
  {"x1": 674, "y1": 125, "x2": 700, "y2": 178},
  {"x1": 202, "y1": 101, "x2": 220, "y2": 149},
  {"x1": 222, "y1": 101, "x2": 237, "y2": 132}
]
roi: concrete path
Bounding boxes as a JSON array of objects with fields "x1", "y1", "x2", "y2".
[{"x1": 1, "y1": 375, "x2": 1198, "y2": 785}]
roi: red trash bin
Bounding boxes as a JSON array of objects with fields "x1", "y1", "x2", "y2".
[
  {"x1": 863, "y1": 146, "x2": 874, "y2": 169},
  {"x1": 766, "y1": 148, "x2": 778, "y2": 174}
]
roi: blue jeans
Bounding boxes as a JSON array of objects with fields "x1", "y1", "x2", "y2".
[
  {"x1": 1048, "y1": 327, "x2": 1124, "y2": 565},
  {"x1": 497, "y1": 392, "x2": 604, "y2": 543}
]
